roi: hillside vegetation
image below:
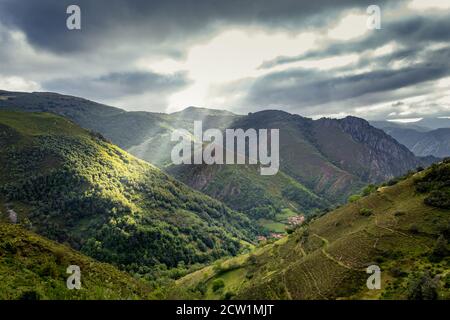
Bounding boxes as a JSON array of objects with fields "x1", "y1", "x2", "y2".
[
  {"x1": 168, "y1": 163, "x2": 327, "y2": 231},
  {"x1": 0, "y1": 91, "x2": 432, "y2": 231},
  {"x1": 170, "y1": 110, "x2": 429, "y2": 231},
  {"x1": 168, "y1": 161, "x2": 450, "y2": 300},
  {"x1": 0, "y1": 111, "x2": 256, "y2": 280},
  {"x1": 0, "y1": 223, "x2": 151, "y2": 300}
]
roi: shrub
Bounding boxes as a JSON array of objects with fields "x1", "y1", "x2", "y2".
[
  {"x1": 387, "y1": 178, "x2": 400, "y2": 186},
  {"x1": 247, "y1": 254, "x2": 257, "y2": 266},
  {"x1": 19, "y1": 290, "x2": 41, "y2": 300},
  {"x1": 359, "y1": 208, "x2": 373, "y2": 216},
  {"x1": 379, "y1": 249, "x2": 403, "y2": 260},
  {"x1": 224, "y1": 291, "x2": 235, "y2": 300},
  {"x1": 407, "y1": 272, "x2": 439, "y2": 300},
  {"x1": 1, "y1": 241, "x2": 17, "y2": 254},
  {"x1": 429, "y1": 235, "x2": 448, "y2": 262},
  {"x1": 393, "y1": 211, "x2": 405, "y2": 217},
  {"x1": 361, "y1": 184, "x2": 377, "y2": 196},
  {"x1": 444, "y1": 274, "x2": 450, "y2": 289},
  {"x1": 195, "y1": 282, "x2": 207, "y2": 296},
  {"x1": 390, "y1": 266, "x2": 406, "y2": 277},
  {"x1": 348, "y1": 194, "x2": 362, "y2": 203},
  {"x1": 424, "y1": 190, "x2": 450, "y2": 209},
  {"x1": 212, "y1": 278, "x2": 225, "y2": 292},
  {"x1": 212, "y1": 262, "x2": 224, "y2": 274},
  {"x1": 414, "y1": 163, "x2": 450, "y2": 209},
  {"x1": 37, "y1": 260, "x2": 59, "y2": 277},
  {"x1": 439, "y1": 222, "x2": 450, "y2": 240},
  {"x1": 409, "y1": 224, "x2": 419, "y2": 234},
  {"x1": 415, "y1": 182, "x2": 431, "y2": 193}
]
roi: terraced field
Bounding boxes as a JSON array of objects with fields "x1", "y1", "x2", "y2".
[{"x1": 167, "y1": 163, "x2": 450, "y2": 300}]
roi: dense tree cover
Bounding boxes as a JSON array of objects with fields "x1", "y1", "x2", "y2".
[
  {"x1": 415, "y1": 158, "x2": 450, "y2": 209},
  {"x1": 0, "y1": 112, "x2": 256, "y2": 277},
  {"x1": 190, "y1": 164, "x2": 328, "y2": 221},
  {"x1": 407, "y1": 272, "x2": 439, "y2": 300},
  {"x1": 0, "y1": 224, "x2": 151, "y2": 299},
  {"x1": 281, "y1": 184, "x2": 327, "y2": 212}
]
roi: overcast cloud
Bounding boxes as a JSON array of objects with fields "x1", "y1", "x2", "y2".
[{"x1": 0, "y1": 0, "x2": 449, "y2": 119}]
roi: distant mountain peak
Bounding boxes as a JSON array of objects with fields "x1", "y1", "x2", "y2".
[
  {"x1": 246, "y1": 109, "x2": 307, "y2": 123},
  {"x1": 340, "y1": 115, "x2": 371, "y2": 126},
  {"x1": 249, "y1": 109, "x2": 292, "y2": 116},
  {"x1": 172, "y1": 106, "x2": 236, "y2": 117}
]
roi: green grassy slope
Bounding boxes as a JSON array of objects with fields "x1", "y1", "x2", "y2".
[
  {"x1": 168, "y1": 161, "x2": 450, "y2": 300},
  {"x1": 0, "y1": 111, "x2": 256, "y2": 278},
  {"x1": 0, "y1": 223, "x2": 151, "y2": 300},
  {"x1": 0, "y1": 90, "x2": 154, "y2": 150},
  {"x1": 0, "y1": 90, "x2": 238, "y2": 160}
]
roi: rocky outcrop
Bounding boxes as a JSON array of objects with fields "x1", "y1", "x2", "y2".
[{"x1": 336, "y1": 116, "x2": 422, "y2": 181}]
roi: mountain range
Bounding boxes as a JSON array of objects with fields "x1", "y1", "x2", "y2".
[
  {"x1": 0, "y1": 90, "x2": 448, "y2": 300},
  {"x1": 379, "y1": 126, "x2": 450, "y2": 158},
  {"x1": 0, "y1": 90, "x2": 435, "y2": 234},
  {"x1": 371, "y1": 120, "x2": 450, "y2": 158}
]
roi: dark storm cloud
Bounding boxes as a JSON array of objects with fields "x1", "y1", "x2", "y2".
[
  {"x1": 0, "y1": 0, "x2": 449, "y2": 117},
  {"x1": 0, "y1": 0, "x2": 389, "y2": 54},
  {"x1": 245, "y1": 48, "x2": 450, "y2": 111},
  {"x1": 235, "y1": 11, "x2": 450, "y2": 118},
  {"x1": 44, "y1": 71, "x2": 190, "y2": 100},
  {"x1": 261, "y1": 15, "x2": 450, "y2": 69}
]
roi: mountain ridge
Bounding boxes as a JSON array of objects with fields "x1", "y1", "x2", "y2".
[{"x1": 0, "y1": 90, "x2": 435, "y2": 233}]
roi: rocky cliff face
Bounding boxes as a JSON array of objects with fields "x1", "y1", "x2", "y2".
[{"x1": 335, "y1": 116, "x2": 422, "y2": 181}]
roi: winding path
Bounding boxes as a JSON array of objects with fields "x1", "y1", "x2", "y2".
[{"x1": 312, "y1": 233, "x2": 363, "y2": 271}]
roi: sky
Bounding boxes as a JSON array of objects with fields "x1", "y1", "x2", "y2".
[{"x1": 0, "y1": 0, "x2": 449, "y2": 120}]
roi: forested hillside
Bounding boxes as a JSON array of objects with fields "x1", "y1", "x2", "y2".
[
  {"x1": 0, "y1": 224, "x2": 151, "y2": 300},
  {"x1": 0, "y1": 91, "x2": 435, "y2": 234},
  {"x1": 0, "y1": 111, "x2": 256, "y2": 279}
]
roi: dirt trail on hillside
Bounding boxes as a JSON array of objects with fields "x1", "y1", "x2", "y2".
[{"x1": 312, "y1": 233, "x2": 364, "y2": 271}]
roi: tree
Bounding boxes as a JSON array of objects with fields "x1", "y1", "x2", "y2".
[
  {"x1": 212, "y1": 279, "x2": 225, "y2": 292},
  {"x1": 362, "y1": 184, "x2": 377, "y2": 196},
  {"x1": 359, "y1": 208, "x2": 373, "y2": 216},
  {"x1": 430, "y1": 234, "x2": 448, "y2": 261},
  {"x1": 348, "y1": 194, "x2": 361, "y2": 203},
  {"x1": 407, "y1": 272, "x2": 438, "y2": 300},
  {"x1": 248, "y1": 254, "x2": 257, "y2": 265}
]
